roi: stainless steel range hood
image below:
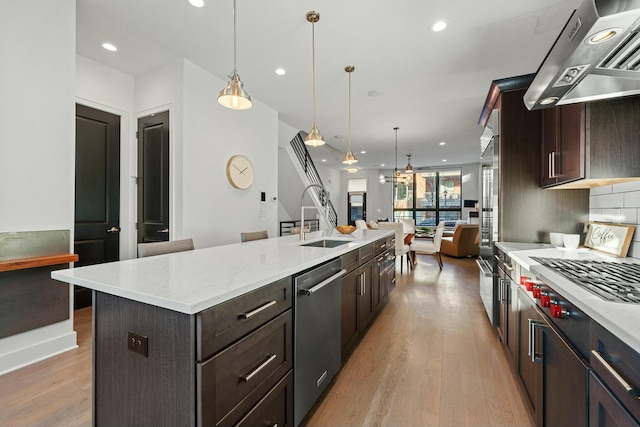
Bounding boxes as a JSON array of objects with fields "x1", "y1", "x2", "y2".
[{"x1": 524, "y1": 0, "x2": 640, "y2": 110}]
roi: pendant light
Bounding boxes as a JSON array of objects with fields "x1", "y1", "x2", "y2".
[
  {"x1": 304, "y1": 11, "x2": 325, "y2": 147},
  {"x1": 394, "y1": 127, "x2": 400, "y2": 179},
  {"x1": 342, "y1": 65, "x2": 358, "y2": 166},
  {"x1": 405, "y1": 154, "x2": 414, "y2": 173},
  {"x1": 218, "y1": 0, "x2": 252, "y2": 110}
]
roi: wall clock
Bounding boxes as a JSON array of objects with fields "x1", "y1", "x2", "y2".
[{"x1": 226, "y1": 155, "x2": 254, "y2": 189}]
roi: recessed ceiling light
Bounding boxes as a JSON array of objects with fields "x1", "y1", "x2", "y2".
[
  {"x1": 322, "y1": 159, "x2": 326, "y2": 162},
  {"x1": 380, "y1": 164, "x2": 385, "y2": 167},
  {"x1": 275, "y1": 68, "x2": 286, "y2": 76},
  {"x1": 188, "y1": 0, "x2": 205, "y2": 7},
  {"x1": 442, "y1": 159, "x2": 447, "y2": 162},
  {"x1": 102, "y1": 43, "x2": 117, "y2": 52},
  {"x1": 432, "y1": 20, "x2": 447, "y2": 32},
  {"x1": 360, "y1": 150, "x2": 366, "y2": 154},
  {"x1": 439, "y1": 141, "x2": 446, "y2": 146}
]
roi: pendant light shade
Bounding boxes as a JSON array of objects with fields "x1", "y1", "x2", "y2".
[
  {"x1": 304, "y1": 11, "x2": 325, "y2": 147},
  {"x1": 218, "y1": 0, "x2": 252, "y2": 110},
  {"x1": 405, "y1": 154, "x2": 413, "y2": 173},
  {"x1": 347, "y1": 166, "x2": 359, "y2": 173},
  {"x1": 342, "y1": 65, "x2": 358, "y2": 165}
]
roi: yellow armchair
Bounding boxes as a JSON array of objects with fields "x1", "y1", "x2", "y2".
[{"x1": 440, "y1": 224, "x2": 479, "y2": 258}]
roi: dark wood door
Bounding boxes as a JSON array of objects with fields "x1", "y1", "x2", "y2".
[
  {"x1": 341, "y1": 268, "x2": 359, "y2": 362},
  {"x1": 589, "y1": 371, "x2": 640, "y2": 427},
  {"x1": 137, "y1": 111, "x2": 169, "y2": 243},
  {"x1": 543, "y1": 322, "x2": 588, "y2": 427},
  {"x1": 517, "y1": 288, "x2": 543, "y2": 426},
  {"x1": 75, "y1": 104, "x2": 120, "y2": 308}
]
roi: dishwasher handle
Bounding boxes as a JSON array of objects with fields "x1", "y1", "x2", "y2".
[{"x1": 299, "y1": 269, "x2": 347, "y2": 296}]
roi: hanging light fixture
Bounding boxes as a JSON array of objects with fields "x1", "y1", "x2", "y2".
[
  {"x1": 304, "y1": 11, "x2": 325, "y2": 147},
  {"x1": 342, "y1": 65, "x2": 358, "y2": 165},
  {"x1": 218, "y1": 0, "x2": 252, "y2": 110},
  {"x1": 347, "y1": 166, "x2": 359, "y2": 173},
  {"x1": 405, "y1": 154, "x2": 414, "y2": 173}
]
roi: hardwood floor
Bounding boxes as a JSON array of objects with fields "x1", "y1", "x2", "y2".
[
  {"x1": 0, "y1": 306, "x2": 92, "y2": 427},
  {"x1": 0, "y1": 256, "x2": 532, "y2": 427},
  {"x1": 306, "y1": 255, "x2": 533, "y2": 427}
]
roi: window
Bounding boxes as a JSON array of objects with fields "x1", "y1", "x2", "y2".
[{"x1": 393, "y1": 169, "x2": 462, "y2": 226}]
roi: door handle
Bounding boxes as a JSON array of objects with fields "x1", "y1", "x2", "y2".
[
  {"x1": 158, "y1": 229, "x2": 169, "y2": 233},
  {"x1": 107, "y1": 226, "x2": 121, "y2": 233}
]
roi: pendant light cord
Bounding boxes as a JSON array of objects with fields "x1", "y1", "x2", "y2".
[
  {"x1": 348, "y1": 71, "x2": 352, "y2": 150},
  {"x1": 311, "y1": 20, "x2": 317, "y2": 126},
  {"x1": 232, "y1": 0, "x2": 237, "y2": 73},
  {"x1": 394, "y1": 127, "x2": 399, "y2": 174}
]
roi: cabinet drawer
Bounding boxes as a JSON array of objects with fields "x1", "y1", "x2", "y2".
[
  {"x1": 374, "y1": 238, "x2": 387, "y2": 255},
  {"x1": 341, "y1": 249, "x2": 359, "y2": 273},
  {"x1": 359, "y1": 243, "x2": 373, "y2": 264},
  {"x1": 198, "y1": 310, "x2": 292, "y2": 427},
  {"x1": 235, "y1": 371, "x2": 293, "y2": 427},
  {"x1": 197, "y1": 276, "x2": 291, "y2": 359}
]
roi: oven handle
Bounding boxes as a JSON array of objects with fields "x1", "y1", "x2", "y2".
[
  {"x1": 476, "y1": 259, "x2": 493, "y2": 276},
  {"x1": 591, "y1": 350, "x2": 640, "y2": 399},
  {"x1": 299, "y1": 269, "x2": 347, "y2": 296}
]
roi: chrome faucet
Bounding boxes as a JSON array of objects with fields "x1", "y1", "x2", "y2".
[{"x1": 300, "y1": 183, "x2": 330, "y2": 241}]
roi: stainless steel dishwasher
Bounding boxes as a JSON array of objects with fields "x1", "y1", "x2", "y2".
[{"x1": 294, "y1": 257, "x2": 346, "y2": 427}]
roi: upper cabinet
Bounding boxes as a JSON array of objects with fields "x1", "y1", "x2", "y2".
[
  {"x1": 540, "y1": 104, "x2": 585, "y2": 188},
  {"x1": 541, "y1": 96, "x2": 640, "y2": 189}
]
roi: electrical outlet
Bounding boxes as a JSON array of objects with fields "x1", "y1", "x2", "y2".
[{"x1": 127, "y1": 332, "x2": 148, "y2": 357}]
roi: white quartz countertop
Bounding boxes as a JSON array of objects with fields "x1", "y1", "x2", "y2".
[
  {"x1": 52, "y1": 229, "x2": 392, "y2": 315},
  {"x1": 496, "y1": 242, "x2": 640, "y2": 354}
]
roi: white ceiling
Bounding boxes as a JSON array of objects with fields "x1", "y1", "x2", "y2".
[{"x1": 76, "y1": 0, "x2": 581, "y2": 172}]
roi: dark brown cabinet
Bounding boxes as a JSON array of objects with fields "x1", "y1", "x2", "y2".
[
  {"x1": 341, "y1": 238, "x2": 393, "y2": 362},
  {"x1": 93, "y1": 276, "x2": 293, "y2": 427},
  {"x1": 590, "y1": 321, "x2": 640, "y2": 427},
  {"x1": 517, "y1": 286, "x2": 588, "y2": 427},
  {"x1": 541, "y1": 96, "x2": 640, "y2": 189},
  {"x1": 540, "y1": 104, "x2": 585, "y2": 187}
]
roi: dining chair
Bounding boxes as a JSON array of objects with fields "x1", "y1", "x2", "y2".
[
  {"x1": 409, "y1": 222, "x2": 445, "y2": 270},
  {"x1": 377, "y1": 222, "x2": 411, "y2": 273},
  {"x1": 241, "y1": 230, "x2": 269, "y2": 242},
  {"x1": 137, "y1": 238, "x2": 194, "y2": 258}
]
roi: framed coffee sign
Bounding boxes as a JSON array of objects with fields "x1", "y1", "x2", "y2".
[{"x1": 584, "y1": 222, "x2": 635, "y2": 257}]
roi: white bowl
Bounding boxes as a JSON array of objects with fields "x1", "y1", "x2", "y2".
[
  {"x1": 549, "y1": 232, "x2": 564, "y2": 247},
  {"x1": 563, "y1": 234, "x2": 580, "y2": 250}
]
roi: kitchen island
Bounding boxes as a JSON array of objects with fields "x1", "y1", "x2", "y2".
[{"x1": 51, "y1": 229, "x2": 393, "y2": 427}]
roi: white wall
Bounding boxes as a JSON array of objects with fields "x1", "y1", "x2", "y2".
[
  {"x1": 0, "y1": 0, "x2": 77, "y2": 375},
  {"x1": 181, "y1": 60, "x2": 279, "y2": 247},
  {"x1": 76, "y1": 54, "x2": 136, "y2": 259},
  {"x1": 0, "y1": 0, "x2": 76, "y2": 233},
  {"x1": 590, "y1": 181, "x2": 640, "y2": 258}
]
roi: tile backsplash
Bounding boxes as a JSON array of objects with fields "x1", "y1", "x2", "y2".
[{"x1": 589, "y1": 181, "x2": 640, "y2": 259}]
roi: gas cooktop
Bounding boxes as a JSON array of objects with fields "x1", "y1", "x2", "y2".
[{"x1": 532, "y1": 257, "x2": 640, "y2": 304}]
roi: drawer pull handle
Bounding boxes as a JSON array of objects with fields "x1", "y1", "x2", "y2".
[
  {"x1": 239, "y1": 300, "x2": 277, "y2": 319},
  {"x1": 241, "y1": 354, "x2": 277, "y2": 382},
  {"x1": 592, "y1": 350, "x2": 640, "y2": 399},
  {"x1": 300, "y1": 269, "x2": 347, "y2": 296}
]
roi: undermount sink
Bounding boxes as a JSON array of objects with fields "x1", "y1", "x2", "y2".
[{"x1": 300, "y1": 239, "x2": 351, "y2": 248}]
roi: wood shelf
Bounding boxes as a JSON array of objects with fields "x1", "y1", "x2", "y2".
[{"x1": 0, "y1": 254, "x2": 78, "y2": 273}]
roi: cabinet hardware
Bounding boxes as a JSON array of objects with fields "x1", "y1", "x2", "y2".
[
  {"x1": 158, "y1": 228, "x2": 169, "y2": 233},
  {"x1": 377, "y1": 256, "x2": 384, "y2": 262},
  {"x1": 106, "y1": 226, "x2": 121, "y2": 233},
  {"x1": 362, "y1": 272, "x2": 366, "y2": 295},
  {"x1": 528, "y1": 319, "x2": 544, "y2": 363},
  {"x1": 300, "y1": 269, "x2": 346, "y2": 296},
  {"x1": 239, "y1": 300, "x2": 277, "y2": 319},
  {"x1": 240, "y1": 354, "x2": 277, "y2": 382},
  {"x1": 591, "y1": 350, "x2": 640, "y2": 399}
]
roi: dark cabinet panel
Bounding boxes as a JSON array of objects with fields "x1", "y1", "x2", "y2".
[
  {"x1": 197, "y1": 276, "x2": 291, "y2": 360},
  {"x1": 341, "y1": 268, "x2": 360, "y2": 361},
  {"x1": 588, "y1": 96, "x2": 640, "y2": 180},
  {"x1": 358, "y1": 260, "x2": 375, "y2": 333},
  {"x1": 540, "y1": 104, "x2": 585, "y2": 187},
  {"x1": 235, "y1": 372, "x2": 293, "y2": 427},
  {"x1": 517, "y1": 289, "x2": 543, "y2": 426},
  {"x1": 198, "y1": 310, "x2": 292, "y2": 427},
  {"x1": 590, "y1": 371, "x2": 640, "y2": 427}
]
